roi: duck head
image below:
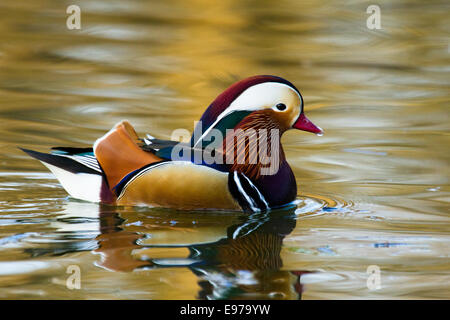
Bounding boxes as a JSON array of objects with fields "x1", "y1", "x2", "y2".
[{"x1": 191, "y1": 75, "x2": 322, "y2": 148}]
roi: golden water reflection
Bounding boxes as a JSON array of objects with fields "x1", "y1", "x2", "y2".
[{"x1": 92, "y1": 205, "x2": 304, "y2": 299}]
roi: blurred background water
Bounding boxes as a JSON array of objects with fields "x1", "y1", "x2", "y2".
[{"x1": 0, "y1": 0, "x2": 449, "y2": 299}]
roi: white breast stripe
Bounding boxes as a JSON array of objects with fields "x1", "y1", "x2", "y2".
[
  {"x1": 233, "y1": 171, "x2": 260, "y2": 212},
  {"x1": 41, "y1": 162, "x2": 102, "y2": 202},
  {"x1": 194, "y1": 82, "x2": 302, "y2": 147}
]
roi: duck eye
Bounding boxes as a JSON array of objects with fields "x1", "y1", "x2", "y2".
[{"x1": 275, "y1": 103, "x2": 287, "y2": 111}]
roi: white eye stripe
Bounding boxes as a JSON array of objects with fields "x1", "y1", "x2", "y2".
[{"x1": 227, "y1": 82, "x2": 299, "y2": 111}]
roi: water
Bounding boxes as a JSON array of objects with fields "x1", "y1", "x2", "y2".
[{"x1": 0, "y1": 0, "x2": 449, "y2": 299}]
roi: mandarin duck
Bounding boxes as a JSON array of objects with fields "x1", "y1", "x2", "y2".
[{"x1": 21, "y1": 75, "x2": 322, "y2": 212}]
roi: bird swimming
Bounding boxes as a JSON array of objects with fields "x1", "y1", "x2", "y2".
[{"x1": 21, "y1": 75, "x2": 323, "y2": 212}]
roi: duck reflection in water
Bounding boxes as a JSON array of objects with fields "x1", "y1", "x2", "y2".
[{"x1": 94, "y1": 205, "x2": 310, "y2": 300}]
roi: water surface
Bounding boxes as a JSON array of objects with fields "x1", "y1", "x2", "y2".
[{"x1": 0, "y1": 0, "x2": 449, "y2": 299}]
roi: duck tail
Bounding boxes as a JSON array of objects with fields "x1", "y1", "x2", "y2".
[{"x1": 20, "y1": 148, "x2": 114, "y2": 203}]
